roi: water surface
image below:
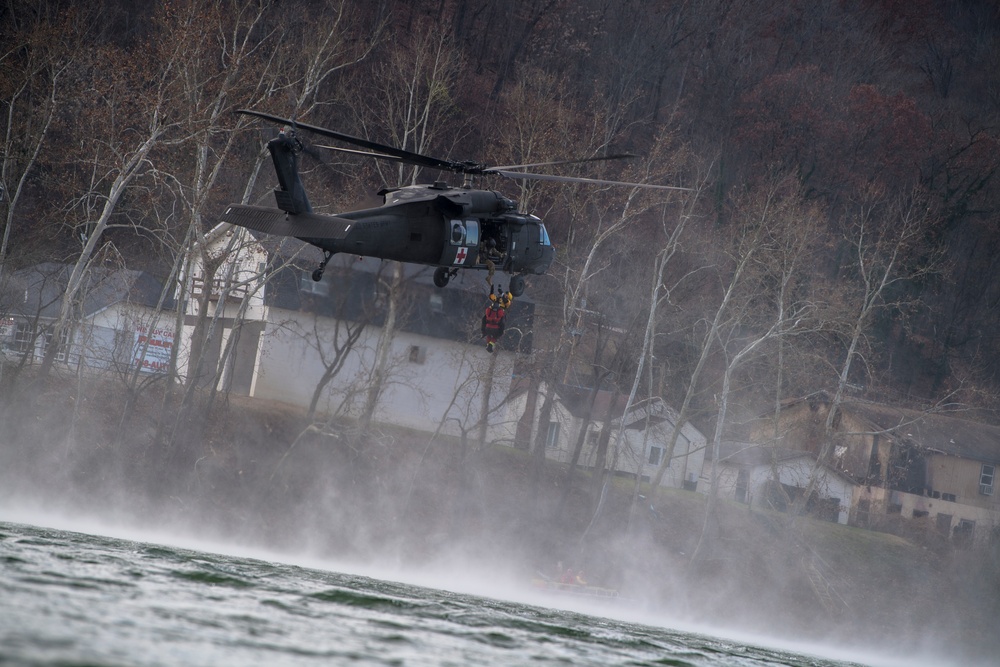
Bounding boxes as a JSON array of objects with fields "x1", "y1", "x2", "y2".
[{"x1": 0, "y1": 520, "x2": 915, "y2": 666}]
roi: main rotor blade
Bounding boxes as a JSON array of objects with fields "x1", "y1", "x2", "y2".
[
  {"x1": 494, "y1": 170, "x2": 693, "y2": 191},
  {"x1": 237, "y1": 109, "x2": 461, "y2": 173},
  {"x1": 489, "y1": 154, "x2": 637, "y2": 171},
  {"x1": 315, "y1": 144, "x2": 405, "y2": 163}
]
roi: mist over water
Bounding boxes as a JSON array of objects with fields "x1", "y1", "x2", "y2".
[
  {"x1": 0, "y1": 516, "x2": 946, "y2": 667},
  {"x1": 0, "y1": 503, "x2": 970, "y2": 667},
  {"x1": 0, "y1": 391, "x2": 987, "y2": 667}
]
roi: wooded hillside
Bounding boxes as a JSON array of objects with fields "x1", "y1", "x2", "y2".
[{"x1": 2, "y1": 0, "x2": 999, "y2": 421}]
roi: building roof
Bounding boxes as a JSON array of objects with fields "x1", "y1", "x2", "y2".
[
  {"x1": 554, "y1": 383, "x2": 630, "y2": 420},
  {"x1": 842, "y1": 401, "x2": 1000, "y2": 464},
  {"x1": 5, "y1": 262, "x2": 176, "y2": 320},
  {"x1": 773, "y1": 392, "x2": 1000, "y2": 465},
  {"x1": 512, "y1": 379, "x2": 698, "y2": 436}
]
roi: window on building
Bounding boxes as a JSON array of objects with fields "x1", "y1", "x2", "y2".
[
  {"x1": 545, "y1": 421, "x2": 560, "y2": 448},
  {"x1": 299, "y1": 270, "x2": 330, "y2": 296},
  {"x1": 735, "y1": 468, "x2": 749, "y2": 504},
  {"x1": 648, "y1": 446, "x2": 663, "y2": 467},
  {"x1": 866, "y1": 436, "x2": 882, "y2": 483},
  {"x1": 941, "y1": 493, "x2": 956, "y2": 502},
  {"x1": 856, "y1": 499, "x2": 871, "y2": 528},
  {"x1": 44, "y1": 327, "x2": 69, "y2": 362},
  {"x1": 13, "y1": 322, "x2": 34, "y2": 353},
  {"x1": 981, "y1": 464, "x2": 995, "y2": 496}
]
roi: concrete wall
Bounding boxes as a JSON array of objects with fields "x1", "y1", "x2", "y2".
[
  {"x1": 855, "y1": 483, "x2": 1000, "y2": 545},
  {"x1": 926, "y1": 453, "x2": 999, "y2": 512},
  {"x1": 254, "y1": 307, "x2": 516, "y2": 442}
]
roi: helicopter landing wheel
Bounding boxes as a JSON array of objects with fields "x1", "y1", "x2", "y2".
[
  {"x1": 433, "y1": 267, "x2": 455, "y2": 288},
  {"x1": 312, "y1": 252, "x2": 333, "y2": 282},
  {"x1": 509, "y1": 274, "x2": 526, "y2": 297}
]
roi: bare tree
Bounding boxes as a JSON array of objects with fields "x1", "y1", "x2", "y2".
[
  {"x1": 0, "y1": 5, "x2": 79, "y2": 273},
  {"x1": 290, "y1": 262, "x2": 385, "y2": 421},
  {"x1": 355, "y1": 262, "x2": 408, "y2": 440},
  {"x1": 167, "y1": 0, "x2": 382, "y2": 430},
  {"x1": 577, "y1": 157, "x2": 707, "y2": 536},
  {"x1": 794, "y1": 185, "x2": 940, "y2": 515},
  {"x1": 691, "y1": 295, "x2": 814, "y2": 561},
  {"x1": 37, "y1": 30, "x2": 192, "y2": 377},
  {"x1": 357, "y1": 23, "x2": 463, "y2": 186},
  {"x1": 350, "y1": 26, "x2": 463, "y2": 445},
  {"x1": 171, "y1": 0, "x2": 363, "y2": 387}
]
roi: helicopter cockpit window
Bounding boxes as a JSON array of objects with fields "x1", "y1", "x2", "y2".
[
  {"x1": 539, "y1": 223, "x2": 551, "y2": 246},
  {"x1": 449, "y1": 220, "x2": 479, "y2": 246}
]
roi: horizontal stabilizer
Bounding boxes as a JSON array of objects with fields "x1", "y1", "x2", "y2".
[{"x1": 221, "y1": 205, "x2": 353, "y2": 240}]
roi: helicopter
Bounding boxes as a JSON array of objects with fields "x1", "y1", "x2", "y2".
[{"x1": 221, "y1": 109, "x2": 688, "y2": 297}]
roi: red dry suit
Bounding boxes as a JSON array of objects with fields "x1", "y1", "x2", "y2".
[
  {"x1": 481, "y1": 291, "x2": 513, "y2": 353},
  {"x1": 481, "y1": 302, "x2": 506, "y2": 344}
]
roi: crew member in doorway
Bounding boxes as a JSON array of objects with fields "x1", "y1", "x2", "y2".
[
  {"x1": 482, "y1": 237, "x2": 501, "y2": 287},
  {"x1": 481, "y1": 287, "x2": 513, "y2": 353}
]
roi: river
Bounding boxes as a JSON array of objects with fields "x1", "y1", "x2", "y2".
[{"x1": 0, "y1": 517, "x2": 948, "y2": 667}]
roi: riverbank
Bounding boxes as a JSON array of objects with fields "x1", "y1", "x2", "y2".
[{"x1": 1, "y1": 373, "x2": 997, "y2": 662}]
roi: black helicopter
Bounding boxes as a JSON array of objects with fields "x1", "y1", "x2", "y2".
[{"x1": 221, "y1": 109, "x2": 687, "y2": 296}]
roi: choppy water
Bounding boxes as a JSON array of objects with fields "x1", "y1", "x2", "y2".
[{"x1": 0, "y1": 520, "x2": 910, "y2": 666}]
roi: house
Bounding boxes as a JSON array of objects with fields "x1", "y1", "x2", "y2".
[
  {"x1": 503, "y1": 380, "x2": 707, "y2": 489},
  {"x1": 748, "y1": 393, "x2": 1000, "y2": 545},
  {"x1": 0, "y1": 262, "x2": 176, "y2": 374},
  {"x1": 698, "y1": 441, "x2": 856, "y2": 524},
  {"x1": 175, "y1": 224, "x2": 534, "y2": 441}
]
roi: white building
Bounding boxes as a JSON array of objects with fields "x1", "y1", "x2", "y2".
[
  {"x1": 1, "y1": 262, "x2": 176, "y2": 375},
  {"x1": 175, "y1": 225, "x2": 532, "y2": 442},
  {"x1": 700, "y1": 441, "x2": 856, "y2": 524},
  {"x1": 503, "y1": 381, "x2": 707, "y2": 489}
]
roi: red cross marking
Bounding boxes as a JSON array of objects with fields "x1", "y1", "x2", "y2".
[{"x1": 454, "y1": 247, "x2": 468, "y2": 264}]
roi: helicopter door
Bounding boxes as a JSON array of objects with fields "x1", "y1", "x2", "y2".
[
  {"x1": 441, "y1": 219, "x2": 479, "y2": 266},
  {"x1": 520, "y1": 221, "x2": 544, "y2": 262},
  {"x1": 510, "y1": 218, "x2": 553, "y2": 274}
]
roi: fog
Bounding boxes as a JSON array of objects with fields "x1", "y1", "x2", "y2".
[{"x1": 0, "y1": 410, "x2": 991, "y2": 667}]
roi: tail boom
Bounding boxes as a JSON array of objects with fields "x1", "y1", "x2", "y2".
[{"x1": 221, "y1": 205, "x2": 353, "y2": 240}]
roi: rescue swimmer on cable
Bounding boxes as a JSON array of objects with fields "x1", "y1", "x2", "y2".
[{"x1": 481, "y1": 286, "x2": 514, "y2": 353}]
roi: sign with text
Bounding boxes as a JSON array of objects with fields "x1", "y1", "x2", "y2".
[{"x1": 132, "y1": 324, "x2": 173, "y2": 374}]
